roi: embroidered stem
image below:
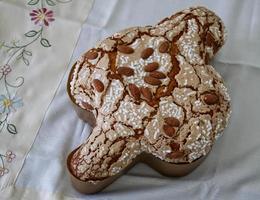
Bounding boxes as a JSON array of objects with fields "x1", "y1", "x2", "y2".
[
  {"x1": 0, "y1": 151, "x2": 16, "y2": 176},
  {"x1": 3, "y1": 26, "x2": 43, "y2": 66},
  {"x1": 0, "y1": 114, "x2": 8, "y2": 132},
  {"x1": 0, "y1": 155, "x2": 5, "y2": 168}
]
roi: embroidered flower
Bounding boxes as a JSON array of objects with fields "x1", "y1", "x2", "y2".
[
  {"x1": 29, "y1": 8, "x2": 55, "y2": 26},
  {"x1": 0, "y1": 65, "x2": 12, "y2": 76},
  {"x1": 0, "y1": 167, "x2": 9, "y2": 176},
  {"x1": 0, "y1": 94, "x2": 23, "y2": 114},
  {"x1": 5, "y1": 151, "x2": 16, "y2": 163}
]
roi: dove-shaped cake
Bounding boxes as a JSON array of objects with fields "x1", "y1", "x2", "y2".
[{"x1": 67, "y1": 6, "x2": 231, "y2": 193}]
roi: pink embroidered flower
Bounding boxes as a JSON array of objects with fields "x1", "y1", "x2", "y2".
[
  {"x1": 0, "y1": 64, "x2": 12, "y2": 76},
  {"x1": 0, "y1": 167, "x2": 9, "y2": 177},
  {"x1": 5, "y1": 151, "x2": 16, "y2": 163},
  {"x1": 29, "y1": 8, "x2": 55, "y2": 26}
]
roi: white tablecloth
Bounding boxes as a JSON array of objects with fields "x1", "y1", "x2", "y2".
[{"x1": 1, "y1": 0, "x2": 260, "y2": 199}]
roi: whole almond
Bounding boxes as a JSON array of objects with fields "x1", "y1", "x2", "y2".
[
  {"x1": 144, "y1": 76, "x2": 162, "y2": 85},
  {"x1": 170, "y1": 142, "x2": 180, "y2": 151},
  {"x1": 117, "y1": 45, "x2": 134, "y2": 54},
  {"x1": 117, "y1": 66, "x2": 134, "y2": 76},
  {"x1": 140, "y1": 87, "x2": 152, "y2": 100},
  {"x1": 82, "y1": 102, "x2": 94, "y2": 110},
  {"x1": 167, "y1": 151, "x2": 184, "y2": 159},
  {"x1": 141, "y1": 48, "x2": 154, "y2": 59},
  {"x1": 92, "y1": 79, "x2": 104, "y2": 93},
  {"x1": 203, "y1": 93, "x2": 219, "y2": 105},
  {"x1": 159, "y1": 41, "x2": 170, "y2": 53},
  {"x1": 85, "y1": 51, "x2": 98, "y2": 60},
  {"x1": 206, "y1": 32, "x2": 215, "y2": 47},
  {"x1": 164, "y1": 117, "x2": 180, "y2": 127},
  {"x1": 150, "y1": 71, "x2": 166, "y2": 79},
  {"x1": 144, "y1": 62, "x2": 159, "y2": 72},
  {"x1": 163, "y1": 125, "x2": 175, "y2": 137},
  {"x1": 129, "y1": 84, "x2": 140, "y2": 100},
  {"x1": 108, "y1": 73, "x2": 121, "y2": 80}
]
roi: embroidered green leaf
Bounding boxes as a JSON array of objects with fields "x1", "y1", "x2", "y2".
[
  {"x1": 0, "y1": 41, "x2": 4, "y2": 49},
  {"x1": 40, "y1": 38, "x2": 51, "y2": 47},
  {"x1": 16, "y1": 53, "x2": 23, "y2": 60},
  {"x1": 0, "y1": 121, "x2": 4, "y2": 133},
  {"x1": 24, "y1": 50, "x2": 32, "y2": 56},
  {"x1": 27, "y1": 0, "x2": 39, "y2": 5},
  {"x1": 7, "y1": 47, "x2": 14, "y2": 53},
  {"x1": 23, "y1": 57, "x2": 30, "y2": 66},
  {"x1": 12, "y1": 40, "x2": 17, "y2": 46},
  {"x1": 7, "y1": 124, "x2": 17, "y2": 134},
  {"x1": 25, "y1": 30, "x2": 38, "y2": 37},
  {"x1": 46, "y1": 0, "x2": 56, "y2": 6}
]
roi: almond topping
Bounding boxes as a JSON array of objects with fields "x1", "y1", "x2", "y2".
[
  {"x1": 170, "y1": 142, "x2": 180, "y2": 151},
  {"x1": 163, "y1": 125, "x2": 176, "y2": 137},
  {"x1": 141, "y1": 48, "x2": 154, "y2": 59},
  {"x1": 85, "y1": 51, "x2": 98, "y2": 60},
  {"x1": 108, "y1": 73, "x2": 121, "y2": 80},
  {"x1": 128, "y1": 84, "x2": 140, "y2": 100},
  {"x1": 144, "y1": 76, "x2": 162, "y2": 85},
  {"x1": 159, "y1": 41, "x2": 170, "y2": 53},
  {"x1": 164, "y1": 117, "x2": 180, "y2": 127},
  {"x1": 144, "y1": 62, "x2": 159, "y2": 72},
  {"x1": 117, "y1": 66, "x2": 134, "y2": 76},
  {"x1": 203, "y1": 93, "x2": 219, "y2": 105},
  {"x1": 167, "y1": 151, "x2": 184, "y2": 159},
  {"x1": 150, "y1": 71, "x2": 166, "y2": 79},
  {"x1": 92, "y1": 79, "x2": 104, "y2": 93},
  {"x1": 206, "y1": 32, "x2": 216, "y2": 47},
  {"x1": 81, "y1": 102, "x2": 94, "y2": 110},
  {"x1": 117, "y1": 45, "x2": 134, "y2": 54},
  {"x1": 140, "y1": 87, "x2": 152, "y2": 100}
]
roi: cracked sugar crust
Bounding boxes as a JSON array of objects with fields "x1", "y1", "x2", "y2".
[{"x1": 69, "y1": 6, "x2": 231, "y2": 181}]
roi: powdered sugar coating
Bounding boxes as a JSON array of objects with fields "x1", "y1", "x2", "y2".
[
  {"x1": 177, "y1": 19, "x2": 204, "y2": 65},
  {"x1": 68, "y1": 7, "x2": 231, "y2": 181},
  {"x1": 114, "y1": 96, "x2": 154, "y2": 129}
]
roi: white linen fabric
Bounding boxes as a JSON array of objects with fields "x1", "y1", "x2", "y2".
[
  {"x1": 1, "y1": 0, "x2": 260, "y2": 199},
  {"x1": 0, "y1": 0, "x2": 93, "y2": 197}
]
